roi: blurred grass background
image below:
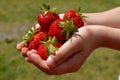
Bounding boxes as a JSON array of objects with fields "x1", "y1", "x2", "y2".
[{"x1": 0, "y1": 0, "x2": 120, "y2": 80}]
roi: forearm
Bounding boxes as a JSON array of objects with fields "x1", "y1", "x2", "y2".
[
  {"x1": 101, "y1": 27, "x2": 120, "y2": 50},
  {"x1": 89, "y1": 25, "x2": 120, "y2": 50},
  {"x1": 84, "y1": 7, "x2": 120, "y2": 28}
]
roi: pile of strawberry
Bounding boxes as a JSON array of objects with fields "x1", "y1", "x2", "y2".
[{"x1": 23, "y1": 4, "x2": 85, "y2": 60}]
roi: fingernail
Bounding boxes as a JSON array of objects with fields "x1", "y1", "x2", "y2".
[
  {"x1": 47, "y1": 56, "x2": 56, "y2": 68},
  {"x1": 27, "y1": 52, "x2": 36, "y2": 60},
  {"x1": 27, "y1": 51, "x2": 31, "y2": 56},
  {"x1": 30, "y1": 53, "x2": 35, "y2": 59},
  {"x1": 22, "y1": 47, "x2": 28, "y2": 53}
]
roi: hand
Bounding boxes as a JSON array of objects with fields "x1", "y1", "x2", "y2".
[
  {"x1": 44, "y1": 25, "x2": 120, "y2": 75},
  {"x1": 46, "y1": 26, "x2": 101, "y2": 74},
  {"x1": 17, "y1": 7, "x2": 120, "y2": 75},
  {"x1": 19, "y1": 26, "x2": 101, "y2": 75}
]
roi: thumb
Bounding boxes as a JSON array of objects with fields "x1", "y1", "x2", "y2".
[{"x1": 46, "y1": 34, "x2": 82, "y2": 68}]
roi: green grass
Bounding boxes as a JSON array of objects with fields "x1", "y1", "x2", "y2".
[{"x1": 0, "y1": 0, "x2": 120, "y2": 80}]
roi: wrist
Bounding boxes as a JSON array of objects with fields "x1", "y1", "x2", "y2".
[
  {"x1": 87, "y1": 25, "x2": 120, "y2": 50},
  {"x1": 95, "y1": 26, "x2": 120, "y2": 50},
  {"x1": 84, "y1": 25, "x2": 104, "y2": 48}
]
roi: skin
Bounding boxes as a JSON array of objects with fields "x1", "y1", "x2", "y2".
[{"x1": 17, "y1": 7, "x2": 120, "y2": 75}]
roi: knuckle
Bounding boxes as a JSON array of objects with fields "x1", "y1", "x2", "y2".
[
  {"x1": 17, "y1": 42, "x2": 25, "y2": 50},
  {"x1": 21, "y1": 47, "x2": 28, "y2": 57}
]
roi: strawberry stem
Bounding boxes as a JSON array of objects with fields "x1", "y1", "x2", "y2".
[
  {"x1": 77, "y1": 7, "x2": 87, "y2": 21},
  {"x1": 59, "y1": 19, "x2": 78, "y2": 40},
  {"x1": 43, "y1": 4, "x2": 50, "y2": 10},
  {"x1": 40, "y1": 36, "x2": 58, "y2": 56},
  {"x1": 41, "y1": 4, "x2": 57, "y2": 16},
  {"x1": 23, "y1": 25, "x2": 39, "y2": 45}
]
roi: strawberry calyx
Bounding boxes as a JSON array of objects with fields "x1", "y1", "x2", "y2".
[
  {"x1": 59, "y1": 19, "x2": 78, "y2": 40},
  {"x1": 41, "y1": 4, "x2": 57, "y2": 16},
  {"x1": 40, "y1": 36, "x2": 58, "y2": 56},
  {"x1": 77, "y1": 8, "x2": 87, "y2": 21},
  {"x1": 23, "y1": 25, "x2": 40, "y2": 46}
]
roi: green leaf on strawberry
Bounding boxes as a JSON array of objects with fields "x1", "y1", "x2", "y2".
[
  {"x1": 59, "y1": 19, "x2": 78, "y2": 40},
  {"x1": 38, "y1": 36, "x2": 62, "y2": 60}
]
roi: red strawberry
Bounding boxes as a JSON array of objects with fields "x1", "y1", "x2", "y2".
[
  {"x1": 28, "y1": 32, "x2": 47, "y2": 50},
  {"x1": 38, "y1": 44, "x2": 47, "y2": 60},
  {"x1": 64, "y1": 9, "x2": 85, "y2": 28},
  {"x1": 73, "y1": 17, "x2": 84, "y2": 28},
  {"x1": 48, "y1": 19, "x2": 78, "y2": 41},
  {"x1": 23, "y1": 26, "x2": 47, "y2": 50},
  {"x1": 23, "y1": 26, "x2": 37, "y2": 45},
  {"x1": 33, "y1": 32, "x2": 48, "y2": 44},
  {"x1": 64, "y1": 9, "x2": 79, "y2": 20},
  {"x1": 28, "y1": 40, "x2": 39, "y2": 50},
  {"x1": 38, "y1": 37, "x2": 62, "y2": 60},
  {"x1": 37, "y1": 4, "x2": 60, "y2": 32},
  {"x1": 48, "y1": 19, "x2": 65, "y2": 41}
]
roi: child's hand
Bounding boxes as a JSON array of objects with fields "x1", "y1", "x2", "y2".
[{"x1": 23, "y1": 26, "x2": 101, "y2": 75}]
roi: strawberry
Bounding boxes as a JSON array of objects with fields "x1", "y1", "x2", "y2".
[
  {"x1": 28, "y1": 40, "x2": 39, "y2": 50},
  {"x1": 73, "y1": 17, "x2": 84, "y2": 28},
  {"x1": 64, "y1": 9, "x2": 85, "y2": 28},
  {"x1": 38, "y1": 44, "x2": 47, "y2": 60},
  {"x1": 48, "y1": 19, "x2": 78, "y2": 41},
  {"x1": 33, "y1": 31, "x2": 48, "y2": 44},
  {"x1": 38, "y1": 37, "x2": 62, "y2": 60},
  {"x1": 23, "y1": 26, "x2": 47, "y2": 50},
  {"x1": 23, "y1": 26, "x2": 38, "y2": 45},
  {"x1": 37, "y1": 4, "x2": 60, "y2": 32},
  {"x1": 48, "y1": 19, "x2": 65, "y2": 41},
  {"x1": 64, "y1": 9, "x2": 79, "y2": 20},
  {"x1": 28, "y1": 32, "x2": 47, "y2": 50}
]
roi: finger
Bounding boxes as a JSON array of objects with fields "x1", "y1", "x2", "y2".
[
  {"x1": 47, "y1": 51, "x2": 90, "y2": 75},
  {"x1": 59, "y1": 14, "x2": 64, "y2": 19},
  {"x1": 27, "y1": 50, "x2": 51, "y2": 74},
  {"x1": 16, "y1": 41, "x2": 25, "y2": 51},
  {"x1": 35, "y1": 23, "x2": 41, "y2": 31},
  {"x1": 21, "y1": 47, "x2": 29, "y2": 57},
  {"x1": 47, "y1": 34, "x2": 82, "y2": 68},
  {"x1": 47, "y1": 27, "x2": 89, "y2": 69},
  {"x1": 26, "y1": 50, "x2": 89, "y2": 75},
  {"x1": 25, "y1": 50, "x2": 37, "y2": 63},
  {"x1": 25, "y1": 57, "x2": 32, "y2": 63},
  {"x1": 25, "y1": 50, "x2": 38, "y2": 63}
]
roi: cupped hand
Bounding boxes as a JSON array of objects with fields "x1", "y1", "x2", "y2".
[
  {"x1": 16, "y1": 13, "x2": 101, "y2": 75},
  {"x1": 18, "y1": 26, "x2": 101, "y2": 75},
  {"x1": 46, "y1": 26, "x2": 100, "y2": 70}
]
